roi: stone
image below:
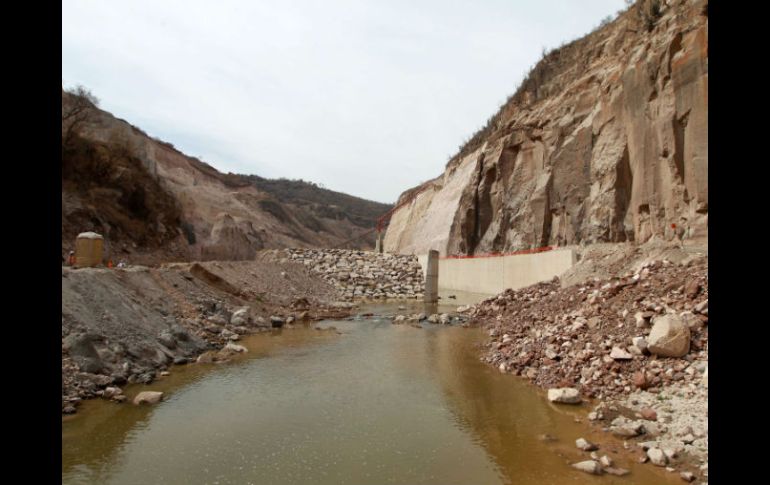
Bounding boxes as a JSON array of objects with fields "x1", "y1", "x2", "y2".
[
  {"x1": 679, "y1": 311, "x2": 703, "y2": 330},
  {"x1": 648, "y1": 315, "x2": 691, "y2": 357},
  {"x1": 694, "y1": 299, "x2": 708, "y2": 314},
  {"x1": 684, "y1": 280, "x2": 701, "y2": 299},
  {"x1": 158, "y1": 331, "x2": 177, "y2": 349},
  {"x1": 576, "y1": 438, "x2": 598, "y2": 451},
  {"x1": 647, "y1": 448, "x2": 668, "y2": 466},
  {"x1": 571, "y1": 460, "x2": 602, "y2": 475},
  {"x1": 230, "y1": 307, "x2": 250, "y2": 326},
  {"x1": 102, "y1": 386, "x2": 122, "y2": 399},
  {"x1": 133, "y1": 391, "x2": 164, "y2": 405},
  {"x1": 599, "y1": 455, "x2": 613, "y2": 467},
  {"x1": 632, "y1": 371, "x2": 649, "y2": 389},
  {"x1": 632, "y1": 336, "x2": 648, "y2": 352},
  {"x1": 635, "y1": 312, "x2": 651, "y2": 328},
  {"x1": 225, "y1": 342, "x2": 248, "y2": 353},
  {"x1": 196, "y1": 351, "x2": 216, "y2": 364},
  {"x1": 680, "y1": 471, "x2": 696, "y2": 482},
  {"x1": 612, "y1": 425, "x2": 644, "y2": 438},
  {"x1": 270, "y1": 316, "x2": 285, "y2": 328},
  {"x1": 610, "y1": 346, "x2": 633, "y2": 360},
  {"x1": 640, "y1": 408, "x2": 657, "y2": 421},
  {"x1": 547, "y1": 388, "x2": 581, "y2": 404}
]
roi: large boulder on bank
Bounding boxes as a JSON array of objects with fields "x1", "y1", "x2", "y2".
[
  {"x1": 547, "y1": 388, "x2": 581, "y2": 404},
  {"x1": 133, "y1": 391, "x2": 164, "y2": 405},
  {"x1": 647, "y1": 315, "x2": 691, "y2": 357}
]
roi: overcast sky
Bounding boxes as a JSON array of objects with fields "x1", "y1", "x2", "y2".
[{"x1": 63, "y1": 0, "x2": 625, "y2": 204}]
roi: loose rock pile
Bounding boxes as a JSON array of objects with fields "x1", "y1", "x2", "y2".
[
  {"x1": 284, "y1": 249, "x2": 424, "y2": 300},
  {"x1": 467, "y1": 256, "x2": 708, "y2": 478},
  {"x1": 470, "y1": 257, "x2": 708, "y2": 401}
]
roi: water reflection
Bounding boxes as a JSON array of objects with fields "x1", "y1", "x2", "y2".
[{"x1": 63, "y1": 305, "x2": 679, "y2": 485}]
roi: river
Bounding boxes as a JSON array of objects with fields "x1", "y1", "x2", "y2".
[{"x1": 62, "y1": 301, "x2": 679, "y2": 485}]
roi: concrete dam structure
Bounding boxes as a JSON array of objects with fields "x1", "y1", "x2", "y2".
[{"x1": 417, "y1": 248, "x2": 576, "y2": 298}]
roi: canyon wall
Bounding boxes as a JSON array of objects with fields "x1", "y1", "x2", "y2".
[{"x1": 384, "y1": 0, "x2": 707, "y2": 256}]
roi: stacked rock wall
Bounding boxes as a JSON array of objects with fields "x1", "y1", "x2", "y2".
[{"x1": 284, "y1": 249, "x2": 424, "y2": 300}]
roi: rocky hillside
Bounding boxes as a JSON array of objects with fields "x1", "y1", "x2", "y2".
[
  {"x1": 62, "y1": 92, "x2": 392, "y2": 264},
  {"x1": 384, "y1": 0, "x2": 707, "y2": 256}
]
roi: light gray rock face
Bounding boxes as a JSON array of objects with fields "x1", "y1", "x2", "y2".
[
  {"x1": 547, "y1": 388, "x2": 581, "y2": 404},
  {"x1": 648, "y1": 314, "x2": 691, "y2": 357},
  {"x1": 383, "y1": 0, "x2": 708, "y2": 256}
]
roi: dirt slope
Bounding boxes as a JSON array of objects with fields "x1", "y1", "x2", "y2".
[{"x1": 61, "y1": 92, "x2": 392, "y2": 264}]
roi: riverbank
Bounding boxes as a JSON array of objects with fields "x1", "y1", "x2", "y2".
[
  {"x1": 468, "y1": 252, "x2": 708, "y2": 482},
  {"x1": 62, "y1": 258, "x2": 354, "y2": 414}
]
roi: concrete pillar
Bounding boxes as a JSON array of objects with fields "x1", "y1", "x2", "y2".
[
  {"x1": 374, "y1": 231, "x2": 384, "y2": 254},
  {"x1": 424, "y1": 249, "x2": 438, "y2": 303}
]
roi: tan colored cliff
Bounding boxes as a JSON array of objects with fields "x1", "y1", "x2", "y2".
[{"x1": 384, "y1": 0, "x2": 707, "y2": 256}]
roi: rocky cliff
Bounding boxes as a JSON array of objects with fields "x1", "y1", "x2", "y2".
[
  {"x1": 62, "y1": 93, "x2": 391, "y2": 263},
  {"x1": 384, "y1": 0, "x2": 707, "y2": 256}
]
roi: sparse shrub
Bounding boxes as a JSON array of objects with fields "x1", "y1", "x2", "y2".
[{"x1": 62, "y1": 85, "x2": 99, "y2": 148}]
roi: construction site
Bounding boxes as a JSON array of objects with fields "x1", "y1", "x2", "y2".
[{"x1": 62, "y1": 1, "x2": 707, "y2": 484}]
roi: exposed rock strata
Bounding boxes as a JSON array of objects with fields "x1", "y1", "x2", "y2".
[{"x1": 385, "y1": 0, "x2": 707, "y2": 256}]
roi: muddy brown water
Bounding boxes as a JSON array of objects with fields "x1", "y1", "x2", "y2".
[{"x1": 63, "y1": 301, "x2": 679, "y2": 485}]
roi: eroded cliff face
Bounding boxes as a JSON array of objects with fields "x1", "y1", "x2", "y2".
[{"x1": 385, "y1": 0, "x2": 707, "y2": 256}]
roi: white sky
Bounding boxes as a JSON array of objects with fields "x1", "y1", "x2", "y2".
[{"x1": 63, "y1": 0, "x2": 625, "y2": 204}]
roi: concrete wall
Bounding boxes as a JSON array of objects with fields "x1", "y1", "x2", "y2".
[{"x1": 416, "y1": 249, "x2": 576, "y2": 297}]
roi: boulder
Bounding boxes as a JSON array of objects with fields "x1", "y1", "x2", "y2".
[
  {"x1": 576, "y1": 438, "x2": 598, "y2": 451},
  {"x1": 648, "y1": 315, "x2": 691, "y2": 357},
  {"x1": 571, "y1": 460, "x2": 602, "y2": 475},
  {"x1": 133, "y1": 391, "x2": 164, "y2": 405},
  {"x1": 230, "y1": 307, "x2": 250, "y2": 326},
  {"x1": 547, "y1": 388, "x2": 581, "y2": 404},
  {"x1": 647, "y1": 447, "x2": 668, "y2": 466}
]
